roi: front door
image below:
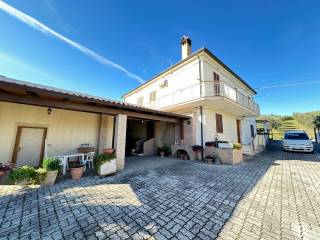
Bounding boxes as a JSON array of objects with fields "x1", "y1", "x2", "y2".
[
  {"x1": 14, "y1": 127, "x2": 47, "y2": 167},
  {"x1": 236, "y1": 120, "x2": 241, "y2": 143}
]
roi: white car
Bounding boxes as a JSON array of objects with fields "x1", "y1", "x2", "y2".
[{"x1": 282, "y1": 130, "x2": 314, "y2": 153}]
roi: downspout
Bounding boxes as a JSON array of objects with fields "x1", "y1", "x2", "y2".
[
  {"x1": 198, "y1": 54, "x2": 204, "y2": 160},
  {"x1": 200, "y1": 106, "x2": 204, "y2": 160}
]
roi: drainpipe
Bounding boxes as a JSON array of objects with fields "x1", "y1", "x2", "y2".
[
  {"x1": 197, "y1": 54, "x2": 202, "y2": 97},
  {"x1": 198, "y1": 54, "x2": 204, "y2": 160},
  {"x1": 200, "y1": 106, "x2": 204, "y2": 160}
]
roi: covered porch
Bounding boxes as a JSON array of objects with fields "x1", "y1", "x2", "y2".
[{"x1": 0, "y1": 76, "x2": 189, "y2": 172}]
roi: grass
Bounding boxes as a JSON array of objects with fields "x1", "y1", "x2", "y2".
[{"x1": 271, "y1": 119, "x2": 315, "y2": 140}]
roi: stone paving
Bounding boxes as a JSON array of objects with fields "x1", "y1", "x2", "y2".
[{"x1": 0, "y1": 141, "x2": 320, "y2": 239}]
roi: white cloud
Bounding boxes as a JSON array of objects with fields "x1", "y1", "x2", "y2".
[{"x1": 0, "y1": 0, "x2": 145, "y2": 84}]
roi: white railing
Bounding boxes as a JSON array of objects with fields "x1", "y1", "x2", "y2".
[{"x1": 150, "y1": 81, "x2": 260, "y2": 114}]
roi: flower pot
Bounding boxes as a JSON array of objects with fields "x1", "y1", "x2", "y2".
[
  {"x1": 103, "y1": 148, "x2": 114, "y2": 154},
  {"x1": 40, "y1": 170, "x2": 58, "y2": 186},
  {"x1": 70, "y1": 166, "x2": 84, "y2": 180},
  {"x1": 160, "y1": 151, "x2": 165, "y2": 158},
  {"x1": 98, "y1": 159, "x2": 116, "y2": 176}
]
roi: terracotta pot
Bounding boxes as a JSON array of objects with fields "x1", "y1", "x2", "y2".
[
  {"x1": 160, "y1": 151, "x2": 165, "y2": 158},
  {"x1": 103, "y1": 148, "x2": 114, "y2": 154},
  {"x1": 70, "y1": 166, "x2": 84, "y2": 180}
]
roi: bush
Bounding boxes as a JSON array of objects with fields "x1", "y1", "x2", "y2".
[
  {"x1": 233, "y1": 143, "x2": 242, "y2": 150},
  {"x1": 8, "y1": 166, "x2": 37, "y2": 184},
  {"x1": 158, "y1": 146, "x2": 169, "y2": 154},
  {"x1": 42, "y1": 157, "x2": 61, "y2": 171},
  {"x1": 94, "y1": 153, "x2": 116, "y2": 172}
]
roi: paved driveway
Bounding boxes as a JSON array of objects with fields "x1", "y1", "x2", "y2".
[{"x1": 0, "y1": 141, "x2": 320, "y2": 240}]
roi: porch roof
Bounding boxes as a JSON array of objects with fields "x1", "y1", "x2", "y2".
[{"x1": 0, "y1": 76, "x2": 189, "y2": 123}]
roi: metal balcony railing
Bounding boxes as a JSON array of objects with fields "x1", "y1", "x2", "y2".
[{"x1": 146, "y1": 81, "x2": 260, "y2": 114}]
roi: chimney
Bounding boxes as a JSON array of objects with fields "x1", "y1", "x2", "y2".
[{"x1": 180, "y1": 36, "x2": 192, "y2": 60}]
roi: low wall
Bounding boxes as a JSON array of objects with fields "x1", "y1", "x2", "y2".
[{"x1": 204, "y1": 146, "x2": 242, "y2": 165}]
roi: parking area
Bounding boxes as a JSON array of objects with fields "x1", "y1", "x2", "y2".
[{"x1": 0, "y1": 141, "x2": 320, "y2": 239}]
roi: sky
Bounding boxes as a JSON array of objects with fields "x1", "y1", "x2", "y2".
[{"x1": 0, "y1": 0, "x2": 320, "y2": 115}]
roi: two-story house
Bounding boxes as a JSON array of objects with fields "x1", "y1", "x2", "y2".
[{"x1": 123, "y1": 36, "x2": 261, "y2": 155}]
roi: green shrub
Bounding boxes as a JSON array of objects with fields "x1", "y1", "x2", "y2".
[
  {"x1": 158, "y1": 145, "x2": 169, "y2": 154},
  {"x1": 8, "y1": 166, "x2": 38, "y2": 184},
  {"x1": 94, "y1": 153, "x2": 116, "y2": 172},
  {"x1": 42, "y1": 157, "x2": 61, "y2": 171},
  {"x1": 233, "y1": 143, "x2": 242, "y2": 150}
]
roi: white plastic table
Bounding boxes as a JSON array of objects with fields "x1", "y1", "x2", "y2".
[{"x1": 57, "y1": 153, "x2": 84, "y2": 175}]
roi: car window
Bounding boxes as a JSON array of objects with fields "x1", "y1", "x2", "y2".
[{"x1": 284, "y1": 133, "x2": 309, "y2": 140}]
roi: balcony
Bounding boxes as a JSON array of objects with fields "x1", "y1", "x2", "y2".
[{"x1": 153, "y1": 81, "x2": 260, "y2": 116}]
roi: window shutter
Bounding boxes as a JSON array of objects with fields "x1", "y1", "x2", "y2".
[
  {"x1": 149, "y1": 91, "x2": 156, "y2": 101},
  {"x1": 250, "y1": 124, "x2": 255, "y2": 137},
  {"x1": 216, "y1": 114, "x2": 223, "y2": 133}
]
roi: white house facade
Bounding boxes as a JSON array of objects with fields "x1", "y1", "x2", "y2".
[{"x1": 123, "y1": 37, "x2": 263, "y2": 154}]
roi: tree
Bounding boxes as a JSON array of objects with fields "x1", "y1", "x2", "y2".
[{"x1": 313, "y1": 116, "x2": 320, "y2": 129}]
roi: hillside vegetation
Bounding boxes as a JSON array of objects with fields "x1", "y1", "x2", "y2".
[{"x1": 259, "y1": 111, "x2": 320, "y2": 140}]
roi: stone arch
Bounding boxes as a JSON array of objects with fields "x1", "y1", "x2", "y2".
[{"x1": 174, "y1": 149, "x2": 190, "y2": 160}]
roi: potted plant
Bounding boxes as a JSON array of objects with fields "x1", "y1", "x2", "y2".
[
  {"x1": 103, "y1": 148, "x2": 114, "y2": 154},
  {"x1": 192, "y1": 145, "x2": 203, "y2": 160},
  {"x1": 94, "y1": 153, "x2": 116, "y2": 176},
  {"x1": 70, "y1": 163, "x2": 85, "y2": 180},
  {"x1": 158, "y1": 146, "x2": 169, "y2": 158},
  {"x1": 8, "y1": 165, "x2": 37, "y2": 185},
  {"x1": 0, "y1": 164, "x2": 13, "y2": 183},
  {"x1": 39, "y1": 157, "x2": 60, "y2": 186},
  {"x1": 232, "y1": 143, "x2": 243, "y2": 164}
]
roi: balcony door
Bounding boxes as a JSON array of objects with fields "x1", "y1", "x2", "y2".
[
  {"x1": 213, "y1": 72, "x2": 220, "y2": 95},
  {"x1": 236, "y1": 120, "x2": 241, "y2": 143}
]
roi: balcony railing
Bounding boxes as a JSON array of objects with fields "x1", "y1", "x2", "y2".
[{"x1": 152, "y1": 81, "x2": 260, "y2": 114}]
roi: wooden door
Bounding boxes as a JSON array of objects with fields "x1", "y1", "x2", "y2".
[
  {"x1": 236, "y1": 120, "x2": 241, "y2": 143},
  {"x1": 13, "y1": 127, "x2": 47, "y2": 167}
]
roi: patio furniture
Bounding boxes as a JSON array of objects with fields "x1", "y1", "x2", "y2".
[
  {"x1": 56, "y1": 153, "x2": 84, "y2": 175},
  {"x1": 83, "y1": 152, "x2": 95, "y2": 168}
]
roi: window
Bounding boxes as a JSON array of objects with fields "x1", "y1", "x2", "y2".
[
  {"x1": 149, "y1": 91, "x2": 156, "y2": 102},
  {"x1": 216, "y1": 114, "x2": 223, "y2": 133},
  {"x1": 250, "y1": 124, "x2": 255, "y2": 138},
  {"x1": 137, "y1": 96, "x2": 144, "y2": 106},
  {"x1": 213, "y1": 72, "x2": 220, "y2": 95},
  {"x1": 284, "y1": 132, "x2": 309, "y2": 140}
]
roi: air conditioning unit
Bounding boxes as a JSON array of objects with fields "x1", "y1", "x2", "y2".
[{"x1": 159, "y1": 80, "x2": 168, "y2": 88}]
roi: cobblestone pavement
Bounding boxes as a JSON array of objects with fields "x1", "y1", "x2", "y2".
[{"x1": 0, "y1": 141, "x2": 320, "y2": 239}]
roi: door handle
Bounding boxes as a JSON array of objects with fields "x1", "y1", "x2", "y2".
[{"x1": 18, "y1": 147, "x2": 23, "y2": 152}]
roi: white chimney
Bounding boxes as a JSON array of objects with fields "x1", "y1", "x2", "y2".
[{"x1": 180, "y1": 36, "x2": 192, "y2": 60}]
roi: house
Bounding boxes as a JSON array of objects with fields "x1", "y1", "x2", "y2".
[
  {"x1": 123, "y1": 36, "x2": 265, "y2": 156},
  {"x1": 0, "y1": 76, "x2": 189, "y2": 170},
  {"x1": 0, "y1": 37, "x2": 266, "y2": 170}
]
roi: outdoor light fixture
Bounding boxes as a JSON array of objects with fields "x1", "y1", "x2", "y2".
[{"x1": 47, "y1": 107, "x2": 52, "y2": 115}]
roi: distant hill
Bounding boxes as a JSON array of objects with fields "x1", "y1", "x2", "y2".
[{"x1": 259, "y1": 111, "x2": 320, "y2": 140}]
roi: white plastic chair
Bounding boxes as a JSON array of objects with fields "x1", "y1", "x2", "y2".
[{"x1": 84, "y1": 152, "x2": 95, "y2": 168}]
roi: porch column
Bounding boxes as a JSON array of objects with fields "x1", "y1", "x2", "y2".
[
  {"x1": 114, "y1": 114, "x2": 127, "y2": 170},
  {"x1": 98, "y1": 114, "x2": 114, "y2": 153}
]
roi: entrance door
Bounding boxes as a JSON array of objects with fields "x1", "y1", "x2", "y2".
[
  {"x1": 236, "y1": 120, "x2": 241, "y2": 143},
  {"x1": 13, "y1": 127, "x2": 47, "y2": 167}
]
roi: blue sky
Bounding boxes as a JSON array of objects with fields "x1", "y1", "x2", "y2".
[{"x1": 0, "y1": 0, "x2": 320, "y2": 115}]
